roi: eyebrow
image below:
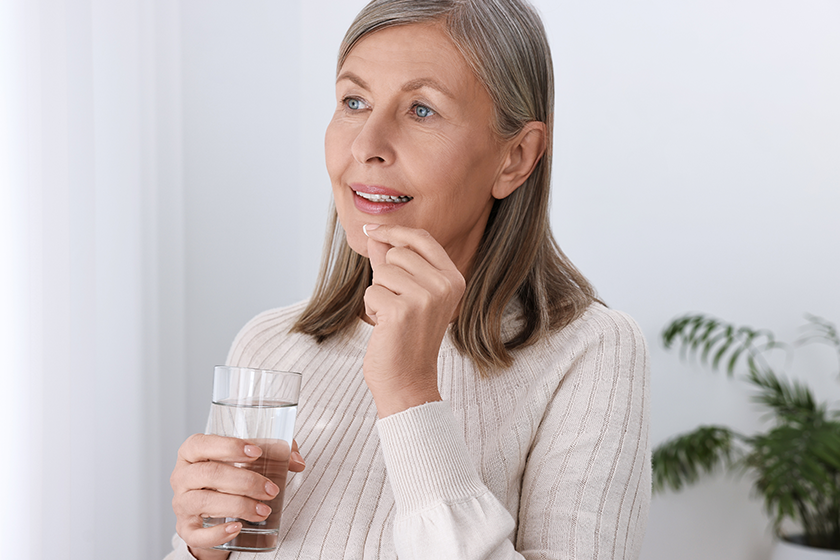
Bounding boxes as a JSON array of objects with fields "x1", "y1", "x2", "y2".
[
  {"x1": 336, "y1": 71, "x2": 455, "y2": 99},
  {"x1": 402, "y1": 78, "x2": 455, "y2": 99}
]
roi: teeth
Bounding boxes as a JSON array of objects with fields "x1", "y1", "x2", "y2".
[{"x1": 354, "y1": 191, "x2": 413, "y2": 203}]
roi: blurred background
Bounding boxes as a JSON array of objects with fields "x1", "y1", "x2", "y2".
[{"x1": 1, "y1": 0, "x2": 838, "y2": 558}]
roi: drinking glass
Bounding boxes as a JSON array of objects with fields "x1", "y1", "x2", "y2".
[{"x1": 202, "y1": 366, "x2": 301, "y2": 552}]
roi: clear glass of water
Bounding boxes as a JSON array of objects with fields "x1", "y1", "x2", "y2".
[{"x1": 203, "y1": 366, "x2": 301, "y2": 552}]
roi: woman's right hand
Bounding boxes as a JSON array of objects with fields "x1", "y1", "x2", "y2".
[{"x1": 170, "y1": 434, "x2": 305, "y2": 560}]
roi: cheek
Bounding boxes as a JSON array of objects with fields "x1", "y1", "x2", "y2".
[
  {"x1": 324, "y1": 119, "x2": 349, "y2": 181},
  {"x1": 340, "y1": 218, "x2": 369, "y2": 258}
]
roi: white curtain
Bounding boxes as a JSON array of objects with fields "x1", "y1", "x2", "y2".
[{"x1": 0, "y1": 0, "x2": 185, "y2": 558}]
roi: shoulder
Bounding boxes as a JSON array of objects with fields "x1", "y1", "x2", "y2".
[
  {"x1": 564, "y1": 303, "x2": 646, "y2": 347},
  {"x1": 225, "y1": 300, "x2": 312, "y2": 367},
  {"x1": 520, "y1": 302, "x2": 649, "y2": 377}
]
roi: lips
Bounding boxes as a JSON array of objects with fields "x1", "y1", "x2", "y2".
[
  {"x1": 354, "y1": 191, "x2": 412, "y2": 203},
  {"x1": 350, "y1": 183, "x2": 413, "y2": 214},
  {"x1": 351, "y1": 183, "x2": 413, "y2": 201}
]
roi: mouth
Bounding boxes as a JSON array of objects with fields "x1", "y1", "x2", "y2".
[
  {"x1": 353, "y1": 191, "x2": 413, "y2": 203},
  {"x1": 349, "y1": 184, "x2": 414, "y2": 215}
]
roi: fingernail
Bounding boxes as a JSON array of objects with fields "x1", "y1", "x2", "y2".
[
  {"x1": 244, "y1": 445, "x2": 262, "y2": 458},
  {"x1": 225, "y1": 522, "x2": 241, "y2": 534},
  {"x1": 363, "y1": 223, "x2": 379, "y2": 237},
  {"x1": 291, "y1": 450, "x2": 305, "y2": 467},
  {"x1": 256, "y1": 503, "x2": 271, "y2": 516},
  {"x1": 265, "y1": 481, "x2": 280, "y2": 496}
]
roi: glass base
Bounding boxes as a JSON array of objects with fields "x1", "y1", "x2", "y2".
[{"x1": 206, "y1": 520, "x2": 279, "y2": 552}]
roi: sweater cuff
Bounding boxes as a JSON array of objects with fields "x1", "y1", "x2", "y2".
[
  {"x1": 165, "y1": 534, "x2": 199, "y2": 560},
  {"x1": 377, "y1": 400, "x2": 486, "y2": 516}
]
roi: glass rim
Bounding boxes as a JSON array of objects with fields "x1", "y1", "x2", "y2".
[{"x1": 213, "y1": 365, "x2": 302, "y2": 377}]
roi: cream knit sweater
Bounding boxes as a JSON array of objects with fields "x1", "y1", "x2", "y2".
[{"x1": 166, "y1": 300, "x2": 650, "y2": 560}]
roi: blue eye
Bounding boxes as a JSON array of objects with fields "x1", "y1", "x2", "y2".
[
  {"x1": 346, "y1": 98, "x2": 362, "y2": 110},
  {"x1": 413, "y1": 104, "x2": 434, "y2": 118}
]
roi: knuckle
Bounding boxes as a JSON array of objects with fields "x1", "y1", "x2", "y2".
[
  {"x1": 193, "y1": 489, "x2": 213, "y2": 512},
  {"x1": 393, "y1": 298, "x2": 411, "y2": 319},
  {"x1": 450, "y1": 273, "x2": 466, "y2": 295},
  {"x1": 204, "y1": 460, "x2": 226, "y2": 481},
  {"x1": 415, "y1": 288, "x2": 434, "y2": 309},
  {"x1": 173, "y1": 490, "x2": 195, "y2": 516},
  {"x1": 184, "y1": 433, "x2": 204, "y2": 449},
  {"x1": 170, "y1": 468, "x2": 180, "y2": 490},
  {"x1": 175, "y1": 518, "x2": 189, "y2": 539},
  {"x1": 179, "y1": 433, "x2": 210, "y2": 461},
  {"x1": 172, "y1": 494, "x2": 184, "y2": 516},
  {"x1": 429, "y1": 275, "x2": 448, "y2": 296}
]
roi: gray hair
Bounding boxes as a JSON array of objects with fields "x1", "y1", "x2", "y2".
[{"x1": 295, "y1": 0, "x2": 597, "y2": 371}]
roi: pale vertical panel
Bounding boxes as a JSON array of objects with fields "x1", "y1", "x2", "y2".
[
  {"x1": 148, "y1": 0, "x2": 187, "y2": 554},
  {"x1": 91, "y1": 0, "x2": 147, "y2": 556},
  {"x1": 1, "y1": 0, "x2": 185, "y2": 557},
  {"x1": 34, "y1": 0, "x2": 77, "y2": 557},
  {"x1": 65, "y1": 0, "x2": 98, "y2": 555},
  {"x1": 0, "y1": 0, "x2": 36, "y2": 558}
]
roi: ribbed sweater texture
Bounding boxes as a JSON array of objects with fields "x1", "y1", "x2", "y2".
[{"x1": 166, "y1": 301, "x2": 651, "y2": 559}]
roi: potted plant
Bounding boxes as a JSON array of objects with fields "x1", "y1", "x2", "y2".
[{"x1": 652, "y1": 313, "x2": 840, "y2": 558}]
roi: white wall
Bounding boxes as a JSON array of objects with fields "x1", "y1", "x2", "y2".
[
  {"x1": 2, "y1": 0, "x2": 184, "y2": 558},
  {"x1": 543, "y1": 2, "x2": 840, "y2": 558}
]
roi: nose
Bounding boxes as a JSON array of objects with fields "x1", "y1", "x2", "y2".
[{"x1": 350, "y1": 110, "x2": 395, "y2": 165}]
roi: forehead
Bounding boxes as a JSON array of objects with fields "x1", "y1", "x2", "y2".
[{"x1": 339, "y1": 23, "x2": 482, "y2": 96}]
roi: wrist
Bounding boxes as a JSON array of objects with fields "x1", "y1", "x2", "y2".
[
  {"x1": 368, "y1": 383, "x2": 442, "y2": 418},
  {"x1": 187, "y1": 546, "x2": 230, "y2": 560}
]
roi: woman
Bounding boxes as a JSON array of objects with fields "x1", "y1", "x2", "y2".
[{"x1": 168, "y1": 1, "x2": 650, "y2": 558}]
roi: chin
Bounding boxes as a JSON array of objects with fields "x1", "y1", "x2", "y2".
[{"x1": 341, "y1": 225, "x2": 369, "y2": 258}]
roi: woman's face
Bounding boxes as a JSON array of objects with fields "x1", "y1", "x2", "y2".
[{"x1": 325, "y1": 22, "x2": 508, "y2": 274}]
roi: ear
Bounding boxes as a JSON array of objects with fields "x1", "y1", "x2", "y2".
[{"x1": 491, "y1": 121, "x2": 547, "y2": 200}]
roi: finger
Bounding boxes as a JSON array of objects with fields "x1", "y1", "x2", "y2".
[
  {"x1": 178, "y1": 433, "x2": 263, "y2": 465},
  {"x1": 363, "y1": 224, "x2": 455, "y2": 272},
  {"x1": 364, "y1": 283, "x2": 402, "y2": 326},
  {"x1": 290, "y1": 439, "x2": 306, "y2": 472},
  {"x1": 176, "y1": 489, "x2": 273, "y2": 524},
  {"x1": 368, "y1": 262, "x2": 444, "y2": 315},
  {"x1": 366, "y1": 234, "x2": 391, "y2": 270},
  {"x1": 177, "y1": 518, "x2": 242, "y2": 552},
  {"x1": 172, "y1": 460, "x2": 280, "y2": 502},
  {"x1": 380, "y1": 247, "x2": 454, "y2": 294}
]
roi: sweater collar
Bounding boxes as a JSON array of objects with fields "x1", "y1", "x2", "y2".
[{"x1": 337, "y1": 299, "x2": 524, "y2": 356}]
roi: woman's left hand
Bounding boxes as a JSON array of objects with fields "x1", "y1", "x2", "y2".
[{"x1": 362, "y1": 223, "x2": 466, "y2": 418}]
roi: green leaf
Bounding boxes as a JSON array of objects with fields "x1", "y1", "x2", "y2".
[{"x1": 652, "y1": 426, "x2": 739, "y2": 494}]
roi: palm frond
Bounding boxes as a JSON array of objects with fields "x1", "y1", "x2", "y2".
[
  {"x1": 746, "y1": 366, "x2": 823, "y2": 424},
  {"x1": 746, "y1": 419, "x2": 840, "y2": 537},
  {"x1": 661, "y1": 314, "x2": 783, "y2": 376},
  {"x1": 797, "y1": 315, "x2": 840, "y2": 378},
  {"x1": 797, "y1": 314, "x2": 840, "y2": 351},
  {"x1": 659, "y1": 312, "x2": 840, "y2": 547},
  {"x1": 652, "y1": 425, "x2": 740, "y2": 494}
]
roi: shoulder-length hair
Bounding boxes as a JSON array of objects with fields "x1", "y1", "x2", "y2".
[{"x1": 293, "y1": 0, "x2": 598, "y2": 372}]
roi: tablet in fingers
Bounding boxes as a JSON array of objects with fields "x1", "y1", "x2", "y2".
[{"x1": 363, "y1": 224, "x2": 454, "y2": 271}]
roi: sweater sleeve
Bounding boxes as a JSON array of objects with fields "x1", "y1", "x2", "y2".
[
  {"x1": 163, "y1": 533, "x2": 199, "y2": 560},
  {"x1": 377, "y1": 401, "x2": 522, "y2": 560},
  {"x1": 376, "y1": 310, "x2": 651, "y2": 560},
  {"x1": 516, "y1": 311, "x2": 651, "y2": 559}
]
